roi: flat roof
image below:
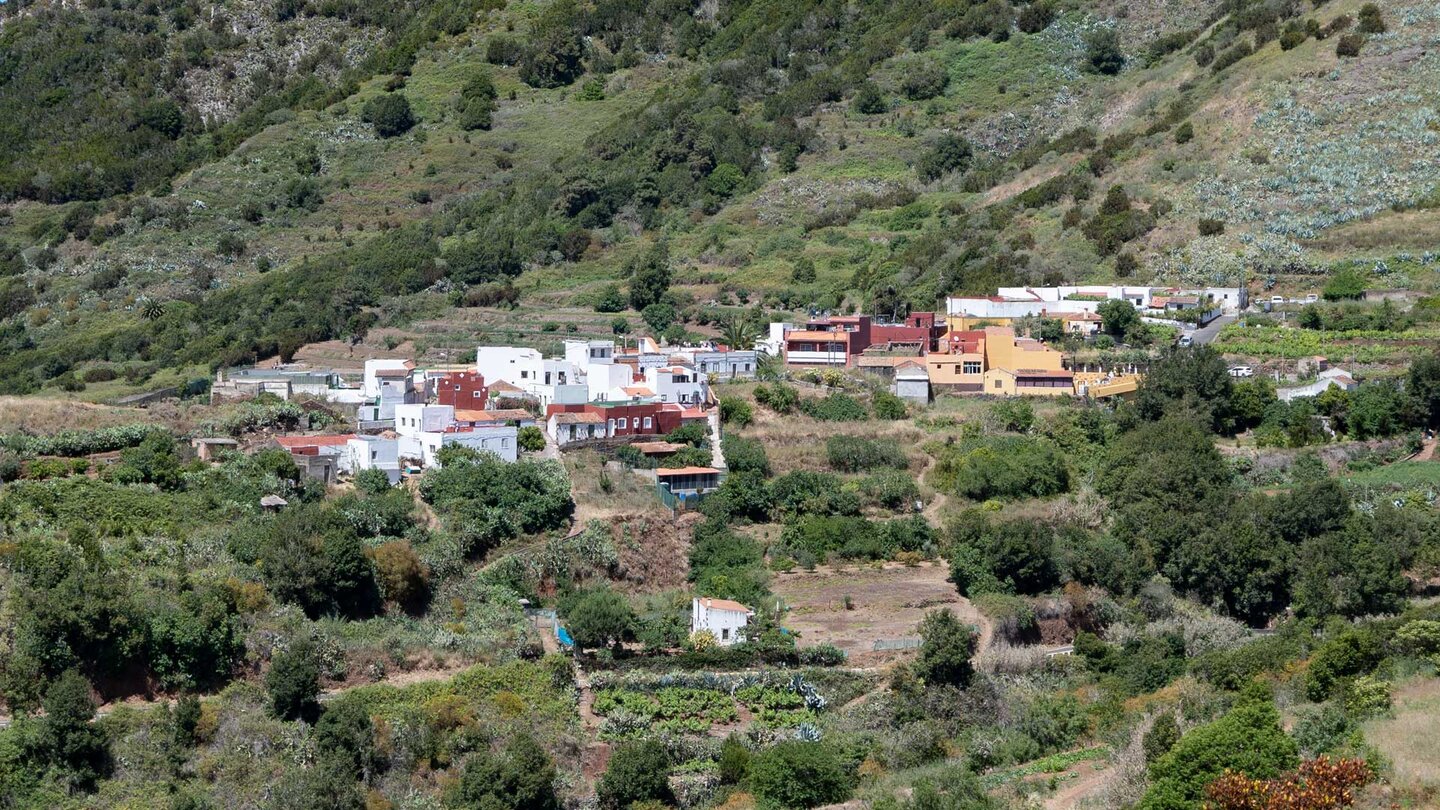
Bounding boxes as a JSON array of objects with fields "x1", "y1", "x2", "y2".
[{"x1": 656, "y1": 466, "x2": 720, "y2": 476}]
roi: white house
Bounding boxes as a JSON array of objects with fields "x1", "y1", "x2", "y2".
[
  {"x1": 476, "y1": 347, "x2": 544, "y2": 390},
  {"x1": 691, "y1": 597, "x2": 753, "y2": 646},
  {"x1": 341, "y1": 436, "x2": 402, "y2": 483},
  {"x1": 394, "y1": 403, "x2": 518, "y2": 466},
  {"x1": 646, "y1": 364, "x2": 707, "y2": 405}
]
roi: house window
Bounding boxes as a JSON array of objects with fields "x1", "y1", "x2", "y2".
[
  {"x1": 473, "y1": 391, "x2": 483, "y2": 398},
  {"x1": 993, "y1": 380, "x2": 1003, "y2": 389},
  {"x1": 721, "y1": 628, "x2": 730, "y2": 640},
  {"x1": 643, "y1": 417, "x2": 652, "y2": 429},
  {"x1": 520, "y1": 370, "x2": 528, "y2": 379},
  {"x1": 618, "y1": 418, "x2": 627, "y2": 429},
  {"x1": 502, "y1": 439, "x2": 510, "y2": 448},
  {"x1": 953, "y1": 365, "x2": 961, "y2": 374},
  {"x1": 963, "y1": 361, "x2": 982, "y2": 374}
]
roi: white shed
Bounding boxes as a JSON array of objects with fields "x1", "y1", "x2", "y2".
[{"x1": 691, "y1": 597, "x2": 753, "y2": 646}]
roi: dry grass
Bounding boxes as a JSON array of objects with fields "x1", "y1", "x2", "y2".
[
  {"x1": 0, "y1": 396, "x2": 160, "y2": 434},
  {"x1": 772, "y1": 560, "x2": 982, "y2": 664},
  {"x1": 1362, "y1": 676, "x2": 1440, "y2": 791},
  {"x1": 745, "y1": 408, "x2": 928, "y2": 475},
  {"x1": 563, "y1": 450, "x2": 665, "y2": 523}
]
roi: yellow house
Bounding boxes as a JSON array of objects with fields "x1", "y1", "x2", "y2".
[{"x1": 928, "y1": 326, "x2": 1074, "y2": 397}]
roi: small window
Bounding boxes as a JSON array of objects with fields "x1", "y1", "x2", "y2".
[
  {"x1": 618, "y1": 418, "x2": 627, "y2": 429},
  {"x1": 993, "y1": 379, "x2": 1003, "y2": 389},
  {"x1": 721, "y1": 628, "x2": 730, "y2": 640},
  {"x1": 473, "y1": 391, "x2": 482, "y2": 398},
  {"x1": 643, "y1": 417, "x2": 652, "y2": 429}
]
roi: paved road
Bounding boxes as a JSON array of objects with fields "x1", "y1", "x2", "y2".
[{"x1": 1190, "y1": 313, "x2": 1237, "y2": 345}]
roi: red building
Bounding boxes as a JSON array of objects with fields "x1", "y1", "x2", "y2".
[
  {"x1": 545, "y1": 401, "x2": 706, "y2": 442},
  {"x1": 784, "y1": 313, "x2": 942, "y2": 366},
  {"x1": 435, "y1": 371, "x2": 488, "y2": 409}
]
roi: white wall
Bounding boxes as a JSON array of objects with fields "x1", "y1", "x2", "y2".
[
  {"x1": 690, "y1": 599, "x2": 750, "y2": 646},
  {"x1": 394, "y1": 404, "x2": 456, "y2": 437},
  {"x1": 363, "y1": 360, "x2": 412, "y2": 399},
  {"x1": 476, "y1": 347, "x2": 544, "y2": 390}
]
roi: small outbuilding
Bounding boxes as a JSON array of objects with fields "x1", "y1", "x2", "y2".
[
  {"x1": 691, "y1": 597, "x2": 753, "y2": 646},
  {"x1": 892, "y1": 360, "x2": 931, "y2": 404}
]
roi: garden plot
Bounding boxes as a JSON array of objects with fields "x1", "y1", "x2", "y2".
[{"x1": 774, "y1": 561, "x2": 982, "y2": 663}]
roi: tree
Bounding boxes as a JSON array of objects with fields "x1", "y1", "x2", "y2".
[
  {"x1": 1084, "y1": 28, "x2": 1125, "y2": 75},
  {"x1": 40, "y1": 670, "x2": 110, "y2": 791},
  {"x1": 917, "y1": 134, "x2": 974, "y2": 182},
  {"x1": 371, "y1": 540, "x2": 430, "y2": 612},
  {"x1": 1017, "y1": 0, "x2": 1055, "y2": 33},
  {"x1": 519, "y1": 0, "x2": 585, "y2": 88},
  {"x1": 1096, "y1": 298, "x2": 1140, "y2": 338},
  {"x1": 750, "y1": 742, "x2": 853, "y2": 809},
  {"x1": 641, "y1": 302, "x2": 677, "y2": 333},
  {"x1": 561, "y1": 587, "x2": 635, "y2": 652},
  {"x1": 597, "y1": 740, "x2": 672, "y2": 810},
  {"x1": 313, "y1": 700, "x2": 377, "y2": 781},
  {"x1": 1136, "y1": 345, "x2": 1235, "y2": 433},
  {"x1": 452, "y1": 732, "x2": 560, "y2": 810},
  {"x1": 721, "y1": 315, "x2": 758, "y2": 351},
  {"x1": 1357, "y1": 3, "x2": 1385, "y2": 33},
  {"x1": 1144, "y1": 714, "x2": 1181, "y2": 764},
  {"x1": 267, "y1": 637, "x2": 321, "y2": 722},
  {"x1": 852, "y1": 81, "x2": 886, "y2": 114},
  {"x1": 354, "y1": 467, "x2": 391, "y2": 495},
  {"x1": 1098, "y1": 416, "x2": 1234, "y2": 577},
  {"x1": 361, "y1": 94, "x2": 416, "y2": 137},
  {"x1": 1408, "y1": 351, "x2": 1440, "y2": 427},
  {"x1": 1292, "y1": 519, "x2": 1406, "y2": 620},
  {"x1": 720, "y1": 396, "x2": 754, "y2": 428},
  {"x1": 899, "y1": 57, "x2": 948, "y2": 100},
  {"x1": 1141, "y1": 689, "x2": 1298, "y2": 809},
  {"x1": 914, "y1": 609, "x2": 977, "y2": 687},
  {"x1": 518, "y1": 425, "x2": 546, "y2": 452},
  {"x1": 792, "y1": 257, "x2": 817, "y2": 283},
  {"x1": 1323, "y1": 268, "x2": 1366, "y2": 300},
  {"x1": 627, "y1": 242, "x2": 671, "y2": 310}
]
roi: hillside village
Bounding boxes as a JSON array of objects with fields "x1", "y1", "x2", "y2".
[{"x1": 4, "y1": 0, "x2": 1440, "y2": 808}]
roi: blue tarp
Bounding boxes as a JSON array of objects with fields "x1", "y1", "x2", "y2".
[{"x1": 556, "y1": 626, "x2": 575, "y2": 647}]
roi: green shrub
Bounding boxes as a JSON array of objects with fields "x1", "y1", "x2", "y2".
[
  {"x1": 720, "y1": 396, "x2": 753, "y2": 428},
  {"x1": 361, "y1": 93, "x2": 415, "y2": 137},
  {"x1": 267, "y1": 637, "x2": 321, "y2": 723},
  {"x1": 750, "y1": 741, "x2": 853, "y2": 809},
  {"x1": 597, "y1": 740, "x2": 672, "y2": 810},
  {"x1": 801, "y1": 393, "x2": 869, "y2": 422},
  {"x1": 1140, "y1": 688, "x2": 1298, "y2": 809},
  {"x1": 930, "y1": 435, "x2": 1069, "y2": 501},
  {"x1": 825, "y1": 435, "x2": 907, "y2": 472},
  {"x1": 1335, "y1": 33, "x2": 1364, "y2": 57}
]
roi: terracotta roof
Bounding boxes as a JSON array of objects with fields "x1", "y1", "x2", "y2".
[
  {"x1": 622, "y1": 386, "x2": 655, "y2": 397},
  {"x1": 656, "y1": 466, "x2": 720, "y2": 476},
  {"x1": 632, "y1": 441, "x2": 685, "y2": 454},
  {"x1": 488, "y1": 381, "x2": 525, "y2": 394},
  {"x1": 456, "y1": 408, "x2": 532, "y2": 422},
  {"x1": 276, "y1": 434, "x2": 355, "y2": 449},
  {"x1": 373, "y1": 368, "x2": 410, "y2": 377},
  {"x1": 679, "y1": 408, "x2": 707, "y2": 419},
  {"x1": 553, "y1": 412, "x2": 605, "y2": 425},
  {"x1": 698, "y1": 597, "x2": 752, "y2": 614}
]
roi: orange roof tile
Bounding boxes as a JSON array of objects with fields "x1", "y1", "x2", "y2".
[
  {"x1": 698, "y1": 597, "x2": 752, "y2": 614},
  {"x1": 276, "y1": 434, "x2": 355, "y2": 449}
]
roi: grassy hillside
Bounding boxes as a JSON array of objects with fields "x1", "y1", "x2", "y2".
[{"x1": 0, "y1": 0, "x2": 1438, "y2": 395}]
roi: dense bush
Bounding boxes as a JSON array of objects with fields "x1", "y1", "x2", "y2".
[
  {"x1": 361, "y1": 93, "x2": 416, "y2": 137},
  {"x1": 930, "y1": 435, "x2": 1069, "y2": 500},
  {"x1": 825, "y1": 435, "x2": 907, "y2": 472},
  {"x1": 1141, "y1": 688, "x2": 1298, "y2": 808},
  {"x1": 801, "y1": 393, "x2": 869, "y2": 422},
  {"x1": 419, "y1": 446, "x2": 573, "y2": 556},
  {"x1": 750, "y1": 741, "x2": 854, "y2": 809}
]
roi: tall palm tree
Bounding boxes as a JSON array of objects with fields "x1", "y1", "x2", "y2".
[{"x1": 720, "y1": 315, "x2": 757, "y2": 350}]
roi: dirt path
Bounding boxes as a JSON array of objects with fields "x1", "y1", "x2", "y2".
[
  {"x1": 1041, "y1": 759, "x2": 1115, "y2": 810},
  {"x1": 1406, "y1": 435, "x2": 1438, "y2": 462},
  {"x1": 920, "y1": 452, "x2": 949, "y2": 523}
]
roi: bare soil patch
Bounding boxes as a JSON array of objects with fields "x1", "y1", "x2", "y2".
[{"x1": 773, "y1": 560, "x2": 983, "y2": 665}]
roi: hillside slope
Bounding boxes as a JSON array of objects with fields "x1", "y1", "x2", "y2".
[{"x1": 0, "y1": 0, "x2": 1437, "y2": 394}]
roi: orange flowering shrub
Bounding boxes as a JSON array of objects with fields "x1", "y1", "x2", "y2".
[{"x1": 1203, "y1": 757, "x2": 1373, "y2": 810}]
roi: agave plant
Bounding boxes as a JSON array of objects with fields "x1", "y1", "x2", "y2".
[{"x1": 140, "y1": 297, "x2": 167, "y2": 320}]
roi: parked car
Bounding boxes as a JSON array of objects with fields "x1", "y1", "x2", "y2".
[
  {"x1": 1229, "y1": 365, "x2": 1254, "y2": 378},
  {"x1": 1177, "y1": 335, "x2": 1193, "y2": 347},
  {"x1": 1305, "y1": 293, "x2": 1319, "y2": 303},
  {"x1": 1270, "y1": 295, "x2": 1286, "y2": 305}
]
